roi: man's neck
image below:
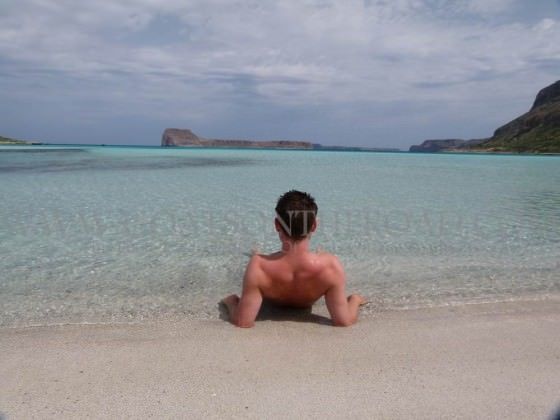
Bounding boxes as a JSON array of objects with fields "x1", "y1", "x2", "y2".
[{"x1": 280, "y1": 238, "x2": 311, "y2": 254}]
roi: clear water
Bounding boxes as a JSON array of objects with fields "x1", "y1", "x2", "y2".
[{"x1": 1, "y1": 145, "x2": 559, "y2": 327}]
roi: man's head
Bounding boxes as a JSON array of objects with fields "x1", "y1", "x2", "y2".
[{"x1": 275, "y1": 190, "x2": 318, "y2": 241}]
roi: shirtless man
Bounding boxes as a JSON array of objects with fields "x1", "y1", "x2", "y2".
[{"x1": 221, "y1": 190, "x2": 366, "y2": 327}]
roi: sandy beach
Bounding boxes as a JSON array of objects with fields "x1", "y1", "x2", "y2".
[{"x1": 1, "y1": 299, "x2": 559, "y2": 419}]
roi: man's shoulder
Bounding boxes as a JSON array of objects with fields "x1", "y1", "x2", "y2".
[
  {"x1": 314, "y1": 252, "x2": 345, "y2": 284},
  {"x1": 246, "y1": 252, "x2": 266, "y2": 269},
  {"x1": 248, "y1": 251, "x2": 281, "y2": 265},
  {"x1": 314, "y1": 250, "x2": 342, "y2": 265},
  {"x1": 242, "y1": 253, "x2": 269, "y2": 288},
  {"x1": 245, "y1": 251, "x2": 282, "y2": 276}
]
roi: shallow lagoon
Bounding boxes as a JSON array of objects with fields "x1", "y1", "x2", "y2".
[{"x1": 1, "y1": 145, "x2": 559, "y2": 326}]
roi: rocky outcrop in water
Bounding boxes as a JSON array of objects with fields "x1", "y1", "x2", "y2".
[{"x1": 162, "y1": 128, "x2": 313, "y2": 149}]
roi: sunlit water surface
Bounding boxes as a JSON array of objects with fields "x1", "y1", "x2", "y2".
[{"x1": 1, "y1": 145, "x2": 559, "y2": 326}]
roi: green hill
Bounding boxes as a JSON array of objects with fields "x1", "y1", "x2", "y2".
[
  {"x1": 472, "y1": 80, "x2": 560, "y2": 153},
  {"x1": 0, "y1": 135, "x2": 28, "y2": 145}
]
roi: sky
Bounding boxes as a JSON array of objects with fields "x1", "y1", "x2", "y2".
[{"x1": 1, "y1": 0, "x2": 559, "y2": 149}]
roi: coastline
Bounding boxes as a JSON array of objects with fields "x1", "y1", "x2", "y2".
[
  {"x1": 2, "y1": 298, "x2": 559, "y2": 418},
  {"x1": 5, "y1": 142, "x2": 560, "y2": 155}
]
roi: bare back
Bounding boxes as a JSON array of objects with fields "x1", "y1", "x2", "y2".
[
  {"x1": 230, "y1": 248, "x2": 363, "y2": 327},
  {"x1": 252, "y1": 250, "x2": 340, "y2": 308}
]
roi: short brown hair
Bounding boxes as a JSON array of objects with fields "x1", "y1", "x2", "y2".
[{"x1": 275, "y1": 190, "x2": 318, "y2": 241}]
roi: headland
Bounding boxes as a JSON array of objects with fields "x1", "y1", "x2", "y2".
[{"x1": 410, "y1": 80, "x2": 560, "y2": 154}]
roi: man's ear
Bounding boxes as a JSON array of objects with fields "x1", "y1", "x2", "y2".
[{"x1": 311, "y1": 218, "x2": 318, "y2": 233}]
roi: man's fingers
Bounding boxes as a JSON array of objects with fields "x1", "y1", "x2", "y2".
[{"x1": 352, "y1": 295, "x2": 369, "y2": 306}]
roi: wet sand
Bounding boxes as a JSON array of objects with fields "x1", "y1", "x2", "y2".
[{"x1": 1, "y1": 299, "x2": 559, "y2": 419}]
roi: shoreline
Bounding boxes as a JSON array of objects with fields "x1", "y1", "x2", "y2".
[
  {"x1": 2, "y1": 292, "x2": 558, "y2": 330},
  {"x1": 2, "y1": 298, "x2": 559, "y2": 418}
]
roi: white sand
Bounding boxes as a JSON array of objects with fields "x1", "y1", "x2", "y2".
[{"x1": 1, "y1": 299, "x2": 559, "y2": 419}]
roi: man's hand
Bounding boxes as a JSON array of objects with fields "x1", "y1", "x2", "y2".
[
  {"x1": 348, "y1": 294, "x2": 368, "y2": 306},
  {"x1": 221, "y1": 294, "x2": 240, "y2": 323},
  {"x1": 221, "y1": 294, "x2": 240, "y2": 307}
]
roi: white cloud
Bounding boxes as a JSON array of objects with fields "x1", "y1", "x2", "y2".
[
  {"x1": 465, "y1": 0, "x2": 515, "y2": 15},
  {"x1": 0, "y1": 0, "x2": 559, "y2": 146}
]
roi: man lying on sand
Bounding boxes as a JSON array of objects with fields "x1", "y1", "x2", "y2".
[{"x1": 221, "y1": 190, "x2": 366, "y2": 327}]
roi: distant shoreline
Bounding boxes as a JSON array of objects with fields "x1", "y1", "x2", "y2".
[{"x1": 5, "y1": 142, "x2": 560, "y2": 156}]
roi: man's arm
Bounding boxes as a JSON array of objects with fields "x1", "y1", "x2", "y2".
[
  {"x1": 324, "y1": 257, "x2": 366, "y2": 327},
  {"x1": 221, "y1": 256, "x2": 263, "y2": 328}
]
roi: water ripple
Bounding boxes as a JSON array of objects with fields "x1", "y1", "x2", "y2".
[{"x1": 1, "y1": 148, "x2": 560, "y2": 326}]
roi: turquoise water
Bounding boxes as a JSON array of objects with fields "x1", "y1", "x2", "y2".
[{"x1": 1, "y1": 145, "x2": 559, "y2": 326}]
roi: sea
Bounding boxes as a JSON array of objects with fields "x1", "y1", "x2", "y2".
[{"x1": 1, "y1": 145, "x2": 559, "y2": 327}]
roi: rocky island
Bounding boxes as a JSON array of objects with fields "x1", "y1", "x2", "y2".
[
  {"x1": 161, "y1": 128, "x2": 314, "y2": 149},
  {"x1": 410, "y1": 80, "x2": 560, "y2": 154},
  {"x1": 161, "y1": 128, "x2": 400, "y2": 152}
]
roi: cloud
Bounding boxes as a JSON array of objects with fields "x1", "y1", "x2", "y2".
[
  {"x1": 0, "y1": 0, "x2": 559, "y2": 147},
  {"x1": 464, "y1": 0, "x2": 515, "y2": 15}
]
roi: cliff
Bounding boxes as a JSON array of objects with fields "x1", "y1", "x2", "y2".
[
  {"x1": 409, "y1": 80, "x2": 560, "y2": 153},
  {"x1": 471, "y1": 80, "x2": 560, "y2": 153},
  {"x1": 0, "y1": 135, "x2": 29, "y2": 145},
  {"x1": 409, "y1": 139, "x2": 485, "y2": 153},
  {"x1": 161, "y1": 128, "x2": 313, "y2": 149},
  {"x1": 161, "y1": 128, "x2": 200, "y2": 146}
]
